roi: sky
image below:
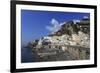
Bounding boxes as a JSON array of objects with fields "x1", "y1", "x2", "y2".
[{"x1": 21, "y1": 10, "x2": 90, "y2": 45}]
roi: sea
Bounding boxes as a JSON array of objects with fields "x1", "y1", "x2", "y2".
[{"x1": 21, "y1": 47, "x2": 40, "y2": 63}]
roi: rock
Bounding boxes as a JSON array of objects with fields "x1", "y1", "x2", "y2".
[{"x1": 27, "y1": 17, "x2": 90, "y2": 61}]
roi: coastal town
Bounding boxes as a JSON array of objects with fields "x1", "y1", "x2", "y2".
[{"x1": 27, "y1": 16, "x2": 90, "y2": 62}]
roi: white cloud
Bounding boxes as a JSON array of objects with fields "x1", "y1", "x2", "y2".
[
  {"x1": 46, "y1": 18, "x2": 61, "y2": 34},
  {"x1": 51, "y1": 18, "x2": 59, "y2": 26}
]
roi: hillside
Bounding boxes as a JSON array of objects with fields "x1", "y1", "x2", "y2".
[{"x1": 27, "y1": 17, "x2": 90, "y2": 61}]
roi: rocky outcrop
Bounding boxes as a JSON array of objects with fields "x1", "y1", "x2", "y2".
[{"x1": 27, "y1": 17, "x2": 90, "y2": 61}]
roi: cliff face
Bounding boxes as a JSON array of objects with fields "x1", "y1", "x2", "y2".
[
  {"x1": 28, "y1": 17, "x2": 90, "y2": 61},
  {"x1": 37, "y1": 17, "x2": 90, "y2": 47}
]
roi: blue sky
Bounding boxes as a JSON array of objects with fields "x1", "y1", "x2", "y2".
[{"x1": 21, "y1": 10, "x2": 90, "y2": 44}]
